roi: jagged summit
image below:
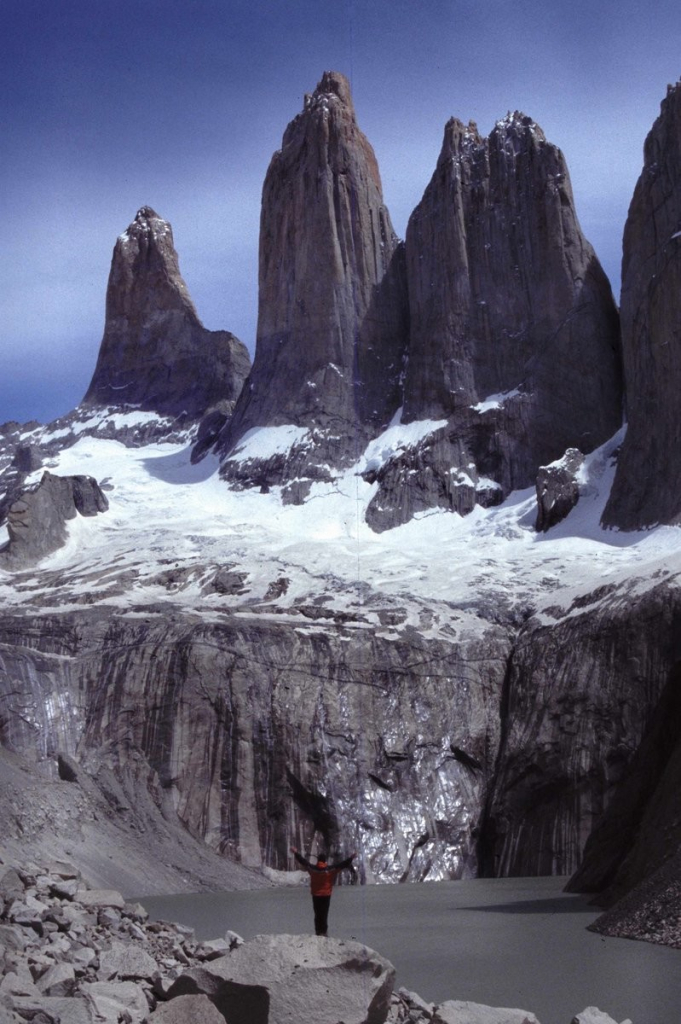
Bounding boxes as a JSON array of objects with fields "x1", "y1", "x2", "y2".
[
  {"x1": 303, "y1": 69, "x2": 355, "y2": 112},
  {"x1": 211, "y1": 71, "x2": 408, "y2": 496},
  {"x1": 83, "y1": 206, "x2": 250, "y2": 422}
]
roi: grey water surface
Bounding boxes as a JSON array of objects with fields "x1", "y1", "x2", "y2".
[{"x1": 138, "y1": 876, "x2": 680, "y2": 1024}]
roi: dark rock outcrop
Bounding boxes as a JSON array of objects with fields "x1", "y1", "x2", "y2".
[
  {"x1": 83, "y1": 206, "x2": 250, "y2": 421},
  {"x1": 567, "y1": 661, "x2": 681, "y2": 905},
  {"x1": 478, "y1": 581, "x2": 681, "y2": 877},
  {"x1": 211, "y1": 72, "x2": 408, "y2": 486},
  {"x1": 0, "y1": 472, "x2": 108, "y2": 570},
  {"x1": 368, "y1": 114, "x2": 622, "y2": 531},
  {"x1": 603, "y1": 81, "x2": 681, "y2": 529},
  {"x1": 535, "y1": 448, "x2": 584, "y2": 532}
]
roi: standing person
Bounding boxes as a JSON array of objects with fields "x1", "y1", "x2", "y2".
[{"x1": 290, "y1": 846, "x2": 356, "y2": 936}]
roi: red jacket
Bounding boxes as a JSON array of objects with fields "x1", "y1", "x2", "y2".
[{"x1": 293, "y1": 852, "x2": 354, "y2": 896}]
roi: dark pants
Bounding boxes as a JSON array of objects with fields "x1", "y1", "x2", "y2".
[{"x1": 312, "y1": 894, "x2": 331, "y2": 936}]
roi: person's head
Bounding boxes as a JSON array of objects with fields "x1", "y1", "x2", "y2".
[{"x1": 316, "y1": 851, "x2": 328, "y2": 865}]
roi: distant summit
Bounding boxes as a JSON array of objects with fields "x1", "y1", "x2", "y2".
[{"x1": 83, "y1": 206, "x2": 250, "y2": 422}]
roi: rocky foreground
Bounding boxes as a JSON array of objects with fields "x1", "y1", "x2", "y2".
[{"x1": 0, "y1": 861, "x2": 632, "y2": 1024}]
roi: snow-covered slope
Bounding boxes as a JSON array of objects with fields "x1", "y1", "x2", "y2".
[{"x1": 1, "y1": 420, "x2": 680, "y2": 631}]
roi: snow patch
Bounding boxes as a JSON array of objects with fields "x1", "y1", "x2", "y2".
[
  {"x1": 471, "y1": 389, "x2": 522, "y2": 413},
  {"x1": 227, "y1": 425, "x2": 311, "y2": 463},
  {"x1": 358, "y1": 417, "x2": 448, "y2": 475}
]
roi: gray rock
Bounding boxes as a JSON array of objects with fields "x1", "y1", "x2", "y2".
[
  {"x1": 535, "y1": 449, "x2": 584, "y2": 532},
  {"x1": 0, "y1": 471, "x2": 108, "y2": 570},
  {"x1": 432, "y1": 1001, "x2": 540, "y2": 1024},
  {"x1": 0, "y1": 871, "x2": 25, "y2": 901},
  {"x1": 36, "y1": 963, "x2": 76, "y2": 998},
  {"x1": 168, "y1": 933, "x2": 395, "y2": 1024},
  {"x1": 0, "y1": 926, "x2": 27, "y2": 952},
  {"x1": 10, "y1": 995, "x2": 95, "y2": 1023},
  {"x1": 148, "y1": 993, "x2": 226, "y2": 1022},
  {"x1": 571, "y1": 1010, "x2": 631, "y2": 1024},
  {"x1": 75, "y1": 889, "x2": 126, "y2": 910},
  {"x1": 98, "y1": 941, "x2": 158, "y2": 981},
  {"x1": 81, "y1": 980, "x2": 149, "y2": 1023},
  {"x1": 83, "y1": 206, "x2": 250, "y2": 421},
  {"x1": 214, "y1": 71, "x2": 408, "y2": 487},
  {"x1": 603, "y1": 80, "x2": 681, "y2": 529}
]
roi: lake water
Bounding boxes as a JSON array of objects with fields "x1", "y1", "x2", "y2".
[{"x1": 137, "y1": 876, "x2": 681, "y2": 1024}]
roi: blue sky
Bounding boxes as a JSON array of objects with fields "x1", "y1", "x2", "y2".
[{"x1": 2, "y1": 0, "x2": 680, "y2": 424}]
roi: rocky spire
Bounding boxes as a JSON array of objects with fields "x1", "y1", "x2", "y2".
[
  {"x1": 603, "y1": 82, "x2": 681, "y2": 529},
  {"x1": 83, "y1": 206, "x2": 250, "y2": 421},
  {"x1": 363, "y1": 112, "x2": 623, "y2": 531},
  {"x1": 212, "y1": 72, "x2": 408, "y2": 493},
  {"x1": 404, "y1": 111, "x2": 622, "y2": 463}
]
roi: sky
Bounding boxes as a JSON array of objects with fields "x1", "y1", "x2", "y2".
[{"x1": 2, "y1": 0, "x2": 680, "y2": 425}]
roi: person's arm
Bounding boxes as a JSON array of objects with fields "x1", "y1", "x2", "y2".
[
  {"x1": 330, "y1": 851, "x2": 356, "y2": 871},
  {"x1": 290, "y1": 846, "x2": 314, "y2": 870}
]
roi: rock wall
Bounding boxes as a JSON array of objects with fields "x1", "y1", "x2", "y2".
[
  {"x1": 1, "y1": 577, "x2": 677, "y2": 885},
  {"x1": 213, "y1": 72, "x2": 409, "y2": 488},
  {"x1": 603, "y1": 80, "x2": 681, "y2": 528},
  {"x1": 479, "y1": 582, "x2": 681, "y2": 877},
  {"x1": 83, "y1": 207, "x2": 250, "y2": 422},
  {"x1": 0, "y1": 609, "x2": 509, "y2": 884}
]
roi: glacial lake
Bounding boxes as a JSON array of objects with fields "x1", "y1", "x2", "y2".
[{"x1": 138, "y1": 876, "x2": 681, "y2": 1024}]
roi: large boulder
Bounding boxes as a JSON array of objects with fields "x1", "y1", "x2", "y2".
[
  {"x1": 432, "y1": 1001, "x2": 540, "y2": 1024},
  {"x1": 603, "y1": 80, "x2": 681, "y2": 528},
  {"x1": 213, "y1": 71, "x2": 408, "y2": 488},
  {"x1": 167, "y1": 933, "x2": 395, "y2": 1024},
  {"x1": 0, "y1": 471, "x2": 108, "y2": 569},
  {"x1": 83, "y1": 206, "x2": 250, "y2": 421}
]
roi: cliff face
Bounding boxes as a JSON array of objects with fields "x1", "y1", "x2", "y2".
[
  {"x1": 365, "y1": 114, "x2": 623, "y2": 530},
  {"x1": 213, "y1": 72, "x2": 408, "y2": 491},
  {"x1": 1, "y1": 571, "x2": 677, "y2": 886},
  {"x1": 83, "y1": 207, "x2": 250, "y2": 422},
  {"x1": 0, "y1": 608, "x2": 509, "y2": 884},
  {"x1": 603, "y1": 81, "x2": 681, "y2": 529}
]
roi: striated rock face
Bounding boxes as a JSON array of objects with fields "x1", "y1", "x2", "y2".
[
  {"x1": 83, "y1": 207, "x2": 250, "y2": 421},
  {"x1": 0, "y1": 608, "x2": 509, "y2": 884},
  {"x1": 479, "y1": 582, "x2": 681, "y2": 877},
  {"x1": 213, "y1": 72, "x2": 408, "y2": 487},
  {"x1": 603, "y1": 81, "x2": 681, "y2": 529},
  {"x1": 0, "y1": 472, "x2": 108, "y2": 570},
  {"x1": 367, "y1": 114, "x2": 622, "y2": 531},
  {"x1": 567, "y1": 661, "x2": 681, "y2": 905}
]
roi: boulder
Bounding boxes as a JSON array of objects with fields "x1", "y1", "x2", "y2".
[
  {"x1": 571, "y1": 1009, "x2": 632, "y2": 1024},
  {"x1": 75, "y1": 889, "x2": 126, "y2": 910},
  {"x1": 148, "y1": 993, "x2": 226, "y2": 1022},
  {"x1": 98, "y1": 940, "x2": 159, "y2": 981},
  {"x1": 535, "y1": 449, "x2": 584, "y2": 532},
  {"x1": 432, "y1": 1001, "x2": 540, "y2": 1024},
  {"x1": 36, "y1": 963, "x2": 76, "y2": 998},
  {"x1": 0, "y1": 472, "x2": 108, "y2": 570},
  {"x1": 168, "y1": 933, "x2": 395, "y2": 1024},
  {"x1": 81, "y1": 980, "x2": 149, "y2": 1024},
  {"x1": 83, "y1": 206, "x2": 250, "y2": 421}
]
